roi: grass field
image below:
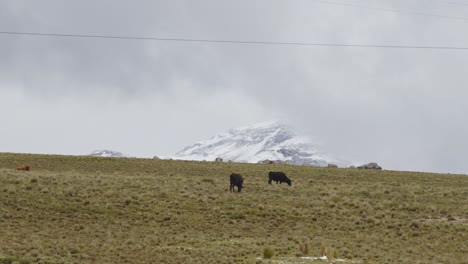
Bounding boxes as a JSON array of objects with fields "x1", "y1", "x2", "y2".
[{"x1": 1, "y1": 153, "x2": 467, "y2": 264}]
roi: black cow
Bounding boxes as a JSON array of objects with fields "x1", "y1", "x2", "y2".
[
  {"x1": 230, "y1": 173, "x2": 244, "y2": 192},
  {"x1": 268, "y1": 171, "x2": 292, "y2": 186}
]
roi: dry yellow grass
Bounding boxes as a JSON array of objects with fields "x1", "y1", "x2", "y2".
[{"x1": 1, "y1": 153, "x2": 467, "y2": 263}]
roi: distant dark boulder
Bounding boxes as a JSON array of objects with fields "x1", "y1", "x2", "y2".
[
  {"x1": 327, "y1": 164, "x2": 338, "y2": 168},
  {"x1": 215, "y1": 157, "x2": 223, "y2": 162},
  {"x1": 358, "y1": 162, "x2": 382, "y2": 170}
]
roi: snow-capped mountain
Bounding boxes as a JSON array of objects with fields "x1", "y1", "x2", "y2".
[
  {"x1": 174, "y1": 121, "x2": 345, "y2": 166},
  {"x1": 88, "y1": 150, "x2": 126, "y2": 158}
]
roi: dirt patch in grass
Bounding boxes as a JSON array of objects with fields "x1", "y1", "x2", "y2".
[{"x1": 419, "y1": 216, "x2": 468, "y2": 225}]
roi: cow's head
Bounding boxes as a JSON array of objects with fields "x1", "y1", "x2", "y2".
[
  {"x1": 238, "y1": 182, "x2": 244, "y2": 192},
  {"x1": 287, "y1": 179, "x2": 292, "y2": 186}
]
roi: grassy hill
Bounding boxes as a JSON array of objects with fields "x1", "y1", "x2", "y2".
[{"x1": 1, "y1": 153, "x2": 467, "y2": 264}]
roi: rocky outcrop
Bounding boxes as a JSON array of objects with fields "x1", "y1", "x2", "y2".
[
  {"x1": 215, "y1": 157, "x2": 223, "y2": 162},
  {"x1": 259, "y1": 159, "x2": 291, "y2": 165},
  {"x1": 358, "y1": 162, "x2": 382, "y2": 170},
  {"x1": 327, "y1": 164, "x2": 338, "y2": 168}
]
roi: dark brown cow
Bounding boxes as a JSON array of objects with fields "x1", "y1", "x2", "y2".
[
  {"x1": 268, "y1": 171, "x2": 291, "y2": 186},
  {"x1": 230, "y1": 173, "x2": 244, "y2": 192},
  {"x1": 16, "y1": 166, "x2": 31, "y2": 171}
]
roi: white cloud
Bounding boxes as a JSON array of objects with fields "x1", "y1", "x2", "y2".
[{"x1": 1, "y1": 0, "x2": 467, "y2": 173}]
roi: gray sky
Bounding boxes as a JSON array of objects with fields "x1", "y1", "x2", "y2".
[{"x1": 1, "y1": 0, "x2": 468, "y2": 174}]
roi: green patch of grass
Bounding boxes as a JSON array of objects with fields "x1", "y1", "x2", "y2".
[
  {"x1": 0, "y1": 257, "x2": 14, "y2": 264},
  {"x1": 0, "y1": 257, "x2": 31, "y2": 264}
]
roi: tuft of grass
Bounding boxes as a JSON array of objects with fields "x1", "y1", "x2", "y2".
[
  {"x1": 263, "y1": 247, "x2": 274, "y2": 259},
  {"x1": 69, "y1": 248, "x2": 80, "y2": 255},
  {"x1": 318, "y1": 244, "x2": 338, "y2": 260},
  {"x1": 319, "y1": 244, "x2": 327, "y2": 257},
  {"x1": 0, "y1": 257, "x2": 14, "y2": 264},
  {"x1": 299, "y1": 239, "x2": 311, "y2": 255},
  {"x1": 0, "y1": 257, "x2": 31, "y2": 264},
  {"x1": 201, "y1": 178, "x2": 215, "y2": 184},
  {"x1": 230, "y1": 213, "x2": 246, "y2": 220},
  {"x1": 327, "y1": 247, "x2": 338, "y2": 261}
]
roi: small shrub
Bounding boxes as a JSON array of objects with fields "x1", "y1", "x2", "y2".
[
  {"x1": 299, "y1": 240, "x2": 311, "y2": 255},
  {"x1": 230, "y1": 213, "x2": 246, "y2": 220},
  {"x1": 326, "y1": 247, "x2": 338, "y2": 261},
  {"x1": 263, "y1": 247, "x2": 274, "y2": 259},
  {"x1": 319, "y1": 244, "x2": 326, "y2": 257},
  {"x1": 410, "y1": 222, "x2": 420, "y2": 229},
  {"x1": 360, "y1": 190, "x2": 371, "y2": 198},
  {"x1": 318, "y1": 244, "x2": 338, "y2": 259}
]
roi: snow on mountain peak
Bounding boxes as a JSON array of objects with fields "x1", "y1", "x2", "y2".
[
  {"x1": 88, "y1": 150, "x2": 126, "y2": 158},
  {"x1": 174, "y1": 121, "x2": 343, "y2": 166}
]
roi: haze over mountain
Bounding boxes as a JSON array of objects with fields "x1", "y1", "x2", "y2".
[{"x1": 173, "y1": 121, "x2": 348, "y2": 167}]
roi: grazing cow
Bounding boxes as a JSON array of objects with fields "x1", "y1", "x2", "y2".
[
  {"x1": 16, "y1": 166, "x2": 31, "y2": 171},
  {"x1": 230, "y1": 173, "x2": 244, "y2": 192},
  {"x1": 268, "y1": 171, "x2": 292, "y2": 186}
]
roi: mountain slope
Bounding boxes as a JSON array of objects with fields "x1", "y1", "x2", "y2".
[
  {"x1": 88, "y1": 150, "x2": 126, "y2": 158},
  {"x1": 174, "y1": 121, "x2": 344, "y2": 166}
]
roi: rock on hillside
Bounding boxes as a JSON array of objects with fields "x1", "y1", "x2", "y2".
[{"x1": 358, "y1": 162, "x2": 382, "y2": 170}]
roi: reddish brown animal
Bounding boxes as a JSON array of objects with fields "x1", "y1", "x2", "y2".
[{"x1": 16, "y1": 166, "x2": 31, "y2": 171}]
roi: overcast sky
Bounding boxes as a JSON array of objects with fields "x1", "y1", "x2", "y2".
[{"x1": 1, "y1": 0, "x2": 468, "y2": 174}]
